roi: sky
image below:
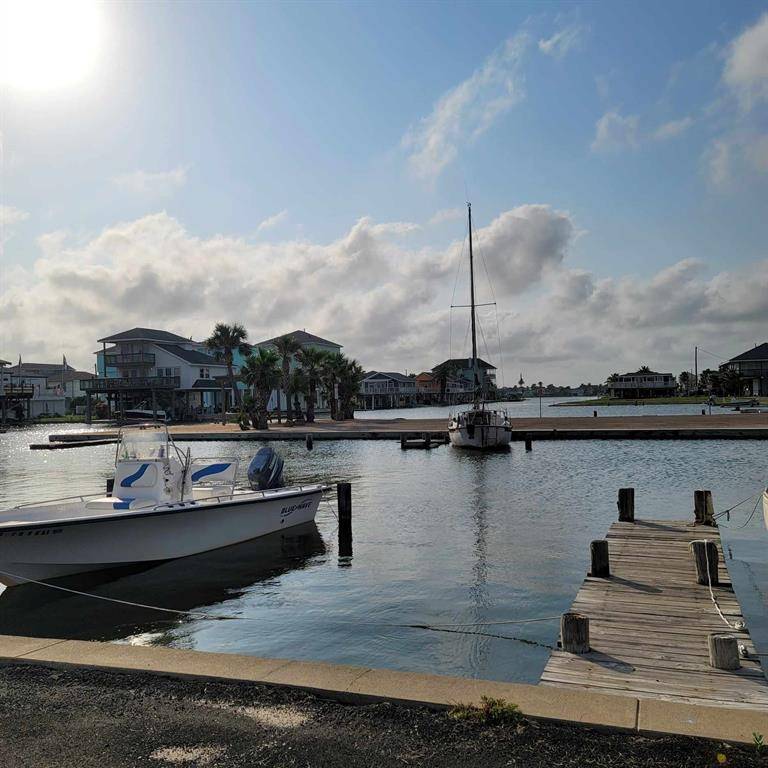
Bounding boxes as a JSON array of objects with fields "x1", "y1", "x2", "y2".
[{"x1": 1, "y1": 0, "x2": 768, "y2": 384}]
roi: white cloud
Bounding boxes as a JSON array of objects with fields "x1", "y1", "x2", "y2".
[
  {"x1": 652, "y1": 116, "x2": 694, "y2": 141},
  {"x1": 402, "y1": 33, "x2": 529, "y2": 181},
  {"x1": 112, "y1": 165, "x2": 188, "y2": 196},
  {"x1": 256, "y1": 210, "x2": 288, "y2": 232},
  {"x1": 428, "y1": 207, "x2": 465, "y2": 226},
  {"x1": 0, "y1": 205, "x2": 574, "y2": 373},
  {"x1": 538, "y1": 24, "x2": 587, "y2": 60},
  {"x1": 591, "y1": 110, "x2": 639, "y2": 153},
  {"x1": 724, "y1": 12, "x2": 768, "y2": 110},
  {"x1": 706, "y1": 138, "x2": 733, "y2": 188}
]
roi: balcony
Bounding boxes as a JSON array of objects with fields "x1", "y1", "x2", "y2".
[
  {"x1": 0, "y1": 384, "x2": 34, "y2": 398},
  {"x1": 610, "y1": 380, "x2": 674, "y2": 390},
  {"x1": 103, "y1": 352, "x2": 156, "y2": 367},
  {"x1": 82, "y1": 376, "x2": 180, "y2": 393}
]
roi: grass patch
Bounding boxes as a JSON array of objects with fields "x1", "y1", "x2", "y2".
[{"x1": 448, "y1": 697, "x2": 522, "y2": 726}]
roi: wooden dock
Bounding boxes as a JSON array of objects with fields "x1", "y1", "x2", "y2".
[{"x1": 541, "y1": 519, "x2": 768, "y2": 710}]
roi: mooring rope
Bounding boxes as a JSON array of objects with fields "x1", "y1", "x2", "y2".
[
  {"x1": 0, "y1": 568, "x2": 559, "y2": 638},
  {"x1": 702, "y1": 543, "x2": 745, "y2": 631},
  {"x1": 713, "y1": 490, "x2": 763, "y2": 522}
]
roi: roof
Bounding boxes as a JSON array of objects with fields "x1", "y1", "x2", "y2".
[
  {"x1": 255, "y1": 330, "x2": 342, "y2": 349},
  {"x1": 97, "y1": 327, "x2": 193, "y2": 344},
  {"x1": 620, "y1": 370, "x2": 672, "y2": 377},
  {"x1": 433, "y1": 358, "x2": 497, "y2": 370},
  {"x1": 727, "y1": 343, "x2": 768, "y2": 363},
  {"x1": 188, "y1": 379, "x2": 225, "y2": 390},
  {"x1": 363, "y1": 371, "x2": 414, "y2": 383},
  {"x1": 0, "y1": 359, "x2": 10, "y2": 367},
  {"x1": 6, "y1": 362, "x2": 76, "y2": 375},
  {"x1": 157, "y1": 344, "x2": 226, "y2": 366}
]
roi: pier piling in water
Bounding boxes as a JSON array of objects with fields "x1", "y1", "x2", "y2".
[
  {"x1": 560, "y1": 612, "x2": 590, "y2": 654},
  {"x1": 589, "y1": 540, "x2": 610, "y2": 577},
  {"x1": 305, "y1": 433, "x2": 314, "y2": 450},
  {"x1": 693, "y1": 489, "x2": 715, "y2": 525},
  {"x1": 690, "y1": 539, "x2": 719, "y2": 585},
  {"x1": 524, "y1": 435, "x2": 532, "y2": 451},
  {"x1": 617, "y1": 487, "x2": 635, "y2": 522},
  {"x1": 337, "y1": 482, "x2": 352, "y2": 556}
]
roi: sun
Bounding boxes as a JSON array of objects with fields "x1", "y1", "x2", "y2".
[{"x1": 0, "y1": 0, "x2": 104, "y2": 91}]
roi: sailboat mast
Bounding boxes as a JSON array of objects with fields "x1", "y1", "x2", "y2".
[{"x1": 467, "y1": 202, "x2": 479, "y2": 398}]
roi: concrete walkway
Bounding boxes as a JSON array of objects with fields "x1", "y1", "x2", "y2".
[{"x1": 1, "y1": 634, "x2": 766, "y2": 745}]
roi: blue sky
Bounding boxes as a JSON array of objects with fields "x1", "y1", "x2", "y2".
[{"x1": 2, "y1": 0, "x2": 768, "y2": 382}]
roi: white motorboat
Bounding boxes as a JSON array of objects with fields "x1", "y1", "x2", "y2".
[
  {"x1": 0, "y1": 425, "x2": 324, "y2": 586},
  {"x1": 447, "y1": 203, "x2": 512, "y2": 450}
]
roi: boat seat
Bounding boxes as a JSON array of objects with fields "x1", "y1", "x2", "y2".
[{"x1": 85, "y1": 496, "x2": 157, "y2": 512}]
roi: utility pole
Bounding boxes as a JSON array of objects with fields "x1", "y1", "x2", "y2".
[{"x1": 695, "y1": 346, "x2": 698, "y2": 391}]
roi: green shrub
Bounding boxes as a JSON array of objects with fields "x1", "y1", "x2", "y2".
[{"x1": 448, "y1": 696, "x2": 522, "y2": 726}]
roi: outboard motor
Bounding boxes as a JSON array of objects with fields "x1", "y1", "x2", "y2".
[{"x1": 247, "y1": 447, "x2": 284, "y2": 490}]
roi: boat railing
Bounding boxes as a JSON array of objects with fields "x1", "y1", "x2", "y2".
[{"x1": 188, "y1": 483, "x2": 329, "y2": 506}]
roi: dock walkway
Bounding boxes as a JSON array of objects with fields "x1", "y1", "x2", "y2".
[{"x1": 541, "y1": 520, "x2": 768, "y2": 710}]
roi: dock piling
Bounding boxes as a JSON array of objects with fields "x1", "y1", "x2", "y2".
[
  {"x1": 708, "y1": 633, "x2": 740, "y2": 670},
  {"x1": 690, "y1": 539, "x2": 719, "y2": 585},
  {"x1": 305, "y1": 433, "x2": 314, "y2": 451},
  {"x1": 400, "y1": 434, "x2": 407, "y2": 449},
  {"x1": 560, "y1": 612, "x2": 589, "y2": 654},
  {"x1": 694, "y1": 490, "x2": 715, "y2": 526},
  {"x1": 337, "y1": 482, "x2": 352, "y2": 556},
  {"x1": 617, "y1": 487, "x2": 635, "y2": 522},
  {"x1": 589, "y1": 540, "x2": 610, "y2": 577},
  {"x1": 524, "y1": 435, "x2": 532, "y2": 451}
]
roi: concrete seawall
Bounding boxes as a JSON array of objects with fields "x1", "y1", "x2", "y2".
[{"x1": 0, "y1": 635, "x2": 765, "y2": 744}]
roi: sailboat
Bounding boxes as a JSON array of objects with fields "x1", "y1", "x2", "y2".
[{"x1": 448, "y1": 203, "x2": 512, "y2": 450}]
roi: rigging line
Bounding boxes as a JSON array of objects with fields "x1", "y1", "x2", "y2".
[{"x1": 697, "y1": 347, "x2": 728, "y2": 361}]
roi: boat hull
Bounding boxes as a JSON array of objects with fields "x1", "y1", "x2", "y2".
[
  {"x1": 0, "y1": 488, "x2": 322, "y2": 586},
  {"x1": 448, "y1": 425, "x2": 512, "y2": 450}
]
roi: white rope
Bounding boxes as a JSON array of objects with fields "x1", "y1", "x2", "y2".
[
  {"x1": 702, "y1": 542, "x2": 745, "y2": 631},
  {"x1": 0, "y1": 567, "x2": 559, "y2": 630}
]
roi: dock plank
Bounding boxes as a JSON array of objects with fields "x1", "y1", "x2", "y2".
[{"x1": 541, "y1": 520, "x2": 768, "y2": 710}]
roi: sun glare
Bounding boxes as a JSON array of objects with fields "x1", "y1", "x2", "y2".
[{"x1": 0, "y1": 0, "x2": 104, "y2": 91}]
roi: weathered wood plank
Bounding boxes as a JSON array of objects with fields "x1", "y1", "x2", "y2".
[{"x1": 542, "y1": 518, "x2": 768, "y2": 709}]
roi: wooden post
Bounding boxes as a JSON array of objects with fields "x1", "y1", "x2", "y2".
[
  {"x1": 701, "y1": 408, "x2": 706, "y2": 416},
  {"x1": 524, "y1": 435, "x2": 532, "y2": 451},
  {"x1": 694, "y1": 490, "x2": 715, "y2": 526},
  {"x1": 617, "y1": 487, "x2": 635, "y2": 522},
  {"x1": 337, "y1": 482, "x2": 352, "y2": 557},
  {"x1": 708, "y1": 633, "x2": 740, "y2": 670},
  {"x1": 305, "y1": 433, "x2": 314, "y2": 450},
  {"x1": 85, "y1": 392, "x2": 92, "y2": 425},
  {"x1": 560, "y1": 612, "x2": 589, "y2": 654},
  {"x1": 400, "y1": 434, "x2": 407, "y2": 449},
  {"x1": 690, "y1": 539, "x2": 719, "y2": 585},
  {"x1": 106, "y1": 478, "x2": 114, "y2": 496},
  {"x1": 423, "y1": 432, "x2": 431, "y2": 448},
  {"x1": 589, "y1": 540, "x2": 610, "y2": 577},
  {"x1": 593, "y1": 410, "x2": 598, "y2": 418}
]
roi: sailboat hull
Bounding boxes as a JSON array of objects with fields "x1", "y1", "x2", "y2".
[{"x1": 448, "y1": 424, "x2": 512, "y2": 449}]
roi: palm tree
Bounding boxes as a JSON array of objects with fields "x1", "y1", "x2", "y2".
[
  {"x1": 319, "y1": 351, "x2": 347, "y2": 420},
  {"x1": 638, "y1": 365, "x2": 651, "y2": 373},
  {"x1": 296, "y1": 347, "x2": 325, "y2": 423},
  {"x1": 239, "y1": 348, "x2": 281, "y2": 429},
  {"x1": 205, "y1": 322, "x2": 249, "y2": 408},
  {"x1": 433, "y1": 360, "x2": 461, "y2": 400},
  {"x1": 338, "y1": 357, "x2": 364, "y2": 419},
  {"x1": 679, "y1": 371, "x2": 690, "y2": 394},
  {"x1": 272, "y1": 334, "x2": 301, "y2": 425},
  {"x1": 606, "y1": 372, "x2": 620, "y2": 384},
  {"x1": 290, "y1": 367, "x2": 307, "y2": 423}
]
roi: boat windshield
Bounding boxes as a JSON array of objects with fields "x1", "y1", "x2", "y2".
[{"x1": 117, "y1": 427, "x2": 170, "y2": 460}]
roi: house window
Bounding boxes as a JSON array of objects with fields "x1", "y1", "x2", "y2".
[{"x1": 200, "y1": 368, "x2": 210, "y2": 379}]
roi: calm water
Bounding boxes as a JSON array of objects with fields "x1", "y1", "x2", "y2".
[
  {"x1": 356, "y1": 398, "x2": 736, "y2": 419},
  {"x1": 0, "y1": 424, "x2": 766, "y2": 683}
]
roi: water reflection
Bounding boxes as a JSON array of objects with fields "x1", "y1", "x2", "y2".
[{"x1": 0, "y1": 523, "x2": 324, "y2": 643}]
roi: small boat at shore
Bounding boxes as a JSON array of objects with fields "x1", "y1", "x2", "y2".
[{"x1": 0, "y1": 425, "x2": 324, "y2": 586}]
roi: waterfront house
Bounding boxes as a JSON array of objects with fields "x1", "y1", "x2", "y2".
[
  {"x1": 359, "y1": 371, "x2": 417, "y2": 410},
  {"x1": 1, "y1": 361, "x2": 67, "y2": 418},
  {"x1": 88, "y1": 327, "x2": 229, "y2": 419},
  {"x1": 721, "y1": 343, "x2": 768, "y2": 396},
  {"x1": 249, "y1": 330, "x2": 343, "y2": 413},
  {"x1": 432, "y1": 357, "x2": 497, "y2": 397},
  {"x1": 607, "y1": 370, "x2": 676, "y2": 399}
]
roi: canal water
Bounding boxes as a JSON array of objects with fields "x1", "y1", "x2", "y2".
[{"x1": 0, "y1": 424, "x2": 766, "y2": 683}]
